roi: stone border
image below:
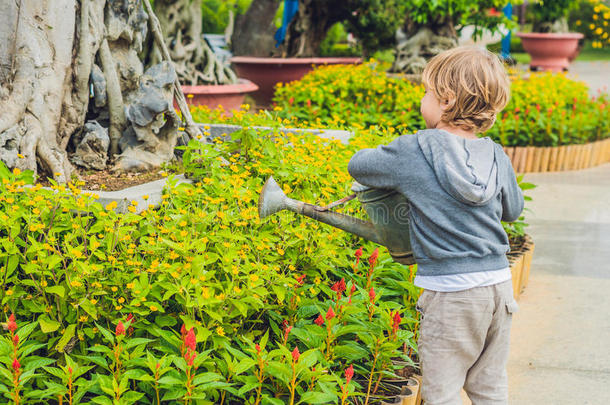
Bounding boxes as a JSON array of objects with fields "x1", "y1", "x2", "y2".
[{"x1": 505, "y1": 138, "x2": 610, "y2": 173}]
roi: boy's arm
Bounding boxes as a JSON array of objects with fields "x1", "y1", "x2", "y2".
[
  {"x1": 347, "y1": 136, "x2": 406, "y2": 189},
  {"x1": 501, "y1": 163, "x2": 524, "y2": 222}
]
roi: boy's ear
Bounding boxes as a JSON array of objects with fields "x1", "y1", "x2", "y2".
[{"x1": 440, "y1": 97, "x2": 456, "y2": 111}]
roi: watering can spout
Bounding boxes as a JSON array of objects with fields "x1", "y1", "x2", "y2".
[
  {"x1": 259, "y1": 176, "x2": 383, "y2": 245},
  {"x1": 258, "y1": 176, "x2": 415, "y2": 265}
]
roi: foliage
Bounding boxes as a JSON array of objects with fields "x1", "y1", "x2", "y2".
[
  {"x1": 529, "y1": 0, "x2": 580, "y2": 31},
  {"x1": 0, "y1": 121, "x2": 420, "y2": 402},
  {"x1": 273, "y1": 62, "x2": 610, "y2": 147},
  {"x1": 571, "y1": 0, "x2": 610, "y2": 48},
  {"x1": 201, "y1": 0, "x2": 252, "y2": 34},
  {"x1": 343, "y1": 0, "x2": 406, "y2": 56},
  {"x1": 273, "y1": 62, "x2": 426, "y2": 134},
  {"x1": 401, "y1": 0, "x2": 515, "y2": 39}
]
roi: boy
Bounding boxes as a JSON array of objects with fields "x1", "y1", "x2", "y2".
[{"x1": 347, "y1": 46, "x2": 524, "y2": 405}]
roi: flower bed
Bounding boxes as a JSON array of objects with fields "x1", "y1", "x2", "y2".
[
  {"x1": 273, "y1": 62, "x2": 610, "y2": 171},
  {"x1": 0, "y1": 130, "x2": 421, "y2": 403}
]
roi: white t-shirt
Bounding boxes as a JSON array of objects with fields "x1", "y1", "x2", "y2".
[{"x1": 414, "y1": 268, "x2": 512, "y2": 292}]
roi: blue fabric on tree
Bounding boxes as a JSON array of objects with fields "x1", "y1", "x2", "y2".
[{"x1": 274, "y1": 0, "x2": 299, "y2": 48}]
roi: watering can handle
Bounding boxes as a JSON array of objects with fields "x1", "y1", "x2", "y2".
[{"x1": 314, "y1": 193, "x2": 357, "y2": 212}]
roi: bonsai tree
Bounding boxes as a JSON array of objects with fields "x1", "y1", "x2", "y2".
[
  {"x1": 392, "y1": 0, "x2": 513, "y2": 74},
  {"x1": 231, "y1": 0, "x2": 405, "y2": 57},
  {"x1": 147, "y1": 0, "x2": 237, "y2": 86},
  {"x1": 530, "y1": 0, "x2": 579, "y2": 33}
]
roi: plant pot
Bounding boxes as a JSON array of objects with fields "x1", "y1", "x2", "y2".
[
  {"x1": 516, "y1": 32, "x2": 584, "y2": 72},
  {"x1": 230, "y1": 56, "x2": 362, "y2": 106},
  {"x1": 176, "y1": 79, "x2": 258, "y2": 113}
]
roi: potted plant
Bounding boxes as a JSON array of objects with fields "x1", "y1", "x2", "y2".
[
  {"x1": 151, "y1": 0, "x2": 258, "y2": 112},
  {"x1": 229, "y1": 0, "x2": 406, "y2": 106},
  {"x1": 516, "y1": 0, "x2": 584, "y2": 71}
]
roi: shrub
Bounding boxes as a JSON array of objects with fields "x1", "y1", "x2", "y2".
[{"x1": 274, "y1": 63, "x2": 610, "y2": 147}]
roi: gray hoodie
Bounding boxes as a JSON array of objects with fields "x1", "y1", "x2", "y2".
[{"x1": 348, "y1": 129, "x2": 524, "y2": 276}]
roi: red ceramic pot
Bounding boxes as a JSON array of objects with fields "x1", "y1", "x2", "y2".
[
  {"x1": 516, "y1": 32, "x2": 584, "y2": 72},
  {"x1": 177, "y1": 79, "x2": 258, "y2": 113},
  {"x1": 230, "y1": 56, "x2": 362, "y2": 106}
]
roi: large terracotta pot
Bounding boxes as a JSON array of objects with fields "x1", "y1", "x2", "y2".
[
  {"x1": 230, "y1": 56, "x2": 362, "y2": 106},
  {"x1": 516, "y1": 32, "x2": 584, "y2": 72},
  {"x1": 177, "y1": 79, "x2": 258, "y2": 112}
]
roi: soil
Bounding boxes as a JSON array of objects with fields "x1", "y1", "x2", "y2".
[{"x1": 37, "y1": 167, "x2": 172, "y2": 191}]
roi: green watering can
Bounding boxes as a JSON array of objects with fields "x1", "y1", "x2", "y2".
[{"x1": 258, "y1": 176, "x2": 415, "y2": 265}]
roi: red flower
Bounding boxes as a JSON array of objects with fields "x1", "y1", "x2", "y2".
[
  {"x1": 350, "y1": 284, "x2": 356, "y2": 295},
  {"x1": 331, "y1": 278, "x2": 346, "y2": 295},
  {"x1": 306, "y1": 99, "x2": 311, "y2": 107},
  {"x1": 326, "y1": 306, "x2": 335, "y2": 321},
  {"x1": 115, "y1": 320, "x2": 125, "y2": 336},
  {"x1": 68, "y1": 366, "x2": 73, "y2": 375},
  {"x1": 345, "y1": 364, "x2": 354, "y2": 385},
  {"x1": 289, "y1": 97, "x2": 294, "y2": 105},
  {"x1": 368, "y1": 248, "x2": 379, "y2": 267},
  {"x1": 284, "y1": 325, "x2": 292, "y2": 337},
  {"x1": 185, "y1": 327, "x2": 196, "y2": 351},
  {"x1": 314, "y1": 314, "x2": 324, "y2": 326},
  {"x1": 12, "y1": 333, "x2": 18, "y2": 347},
  {"x1": 185, "y1": 349, "x2": 196, "y2": 367},
  {"x1": 355, "y1": 247, "x2": 363, "y2": 259},
  {"x1": 535, "y1": 104, "x2": 541, "y2": 112},
  {"x1": 514, "y1": 107, "x2": 520, "y2": 113},
  {"x1": 392, "y1": 311, "x2": 402, "y2": 334},
  {"x1": 7, "y1": 314, "x2": 17, "y2": 333},
  {"x1": 12, "y1": 358, "x2": 20, "y2": 372},
  {"x1": 291, "y1": 346, "x2": 300, "y2": 362},
  {"x1": 180, "y1": 324, "x2": 187, "y2": 337},
  {"x1": 126, "y1": 313, "x2": 134, "y2": 323},
  {"x1": 255, "y1": 343, "x2": 261, "y2": 355},
  {"x1": 295, "y1": 274, "x2": 306, "y2": 286},
  {"x1": 369, "y1": 287, "x2": 376, "y2": 303}
]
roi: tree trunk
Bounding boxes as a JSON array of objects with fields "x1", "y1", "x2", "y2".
[
  {"x1": 231, "y1": 0, "x2": 280, "y2": 57},
  {"x1": 0, "y1": 0, "x2": 195, "y2": 180},
  {"x1": 148, "y1": 0, "x2": 236, "y2": 85},
  {"x1": 279, "y1": 0, "x2": 349, "y2": 58},
  {"x1": 391, "y1": 16, "x2": 459, "y2": 75}
]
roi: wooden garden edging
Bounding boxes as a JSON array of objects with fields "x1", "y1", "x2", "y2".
[
  {"x1": 508, "y1": 234, "x2": 535, "y2": 301},
  {"x1": 504, "y1": 138, "x2": 610, "y2": 173}
]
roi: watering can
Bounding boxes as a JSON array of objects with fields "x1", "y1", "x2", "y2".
[{"x1": 258, "y1": 176, "x2": 415, "y2": 265}]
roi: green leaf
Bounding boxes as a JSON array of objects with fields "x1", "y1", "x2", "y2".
[
  {"x1": 80, "y1": 299, "x2": 98, "y2": 320},
  {"x1": 46, "y1": 285, "x2": 65, "y2": 298},
  {"x1": 56, "y1": 324, "x2": 77, "y2": 353},
  {"x1": 297, "y1": 391, "x2": 337, "y2": 404},
  {"x1": 39, "y1": 315, "x2": 60, "y2": 333}
]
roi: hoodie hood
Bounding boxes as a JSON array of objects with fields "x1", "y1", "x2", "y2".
[{"x1": 417, "y1": 129, "x2": 499, "y2": 205}]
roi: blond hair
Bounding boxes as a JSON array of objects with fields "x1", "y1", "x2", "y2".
[{"x1": 422, "y1": 46, "x2": 510, "y2": 133}]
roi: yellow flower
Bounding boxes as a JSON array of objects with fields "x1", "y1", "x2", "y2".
[
  {"x1": 216, "y1": 326, "x2": 225, "y2": 336},
  {"x1": 250, "y1": 274, "x2": 259, "y2": 282},
  {"x1": 128, "y1": 205, "x2": 137, "y2": 213},
  {"x1": 277, "y1": 248, "x2": 285, "y2": 256},
  {"x1": 111, "y1": 286, "x2": 118, "y2": 292},
  {"x1": 234, "y1": 286, "x2": 242, "y2": 294},
  {"x1": 6, "y1": 290, "x2": 13, "y2": 296},
  {"x1": 70, "y1": 280, "x2": 82, "y2": 287},
  {"x1": 149, "y1": 305, "x2": 158, "y2": 311},
  {"x1": 90, "y1": 298, "x2": 98, "y2": 305},
  {"x1": 105, "y1": 201, "x2": 117, "y2": 211},
  {"x1": 17, "y1": 153, "x2": 24, "y2": 159},
  {"x1": 115, "y1": 305, "x2": 123, "y2": 310},
  {"x1": 118, "y1": 297, "x2": 125, "y2": 303},
  {"x1": 12, "y1": 168, "x2": 21, "y2": 175},
  {"x1": 79, "y1": 315, "x2": 88, "y2": 322},
  {"x1": 40, "y1": 280, "x2": 48, "y2": 287}
]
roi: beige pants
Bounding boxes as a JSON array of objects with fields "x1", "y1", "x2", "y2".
[{"x1": 416, "y1": 280, "x2": 519, "y2": 405}]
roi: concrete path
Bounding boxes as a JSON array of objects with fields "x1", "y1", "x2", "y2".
[{"x1": 459, "y1": 164, "x2": 610, "y2": 404}]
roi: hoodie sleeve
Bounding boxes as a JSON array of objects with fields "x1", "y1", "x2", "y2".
[
  {"x1": 347, "y1": 136, "x2": 406, "y2": 189},
  {"x1": 500, "y1": 159, "x2": 524, "y2": 222}
]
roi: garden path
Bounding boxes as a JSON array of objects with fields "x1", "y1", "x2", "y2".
[
  {"x1": 567, "y1": 61, "x2": 610, "y2": 96},
  {"x1": 462, "y1": 163, "x2": 610, "y2": 404}
]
